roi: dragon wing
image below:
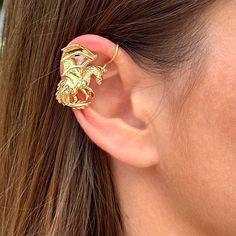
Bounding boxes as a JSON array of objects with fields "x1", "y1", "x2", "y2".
[{"x1": 61, "y1": 44, "x2": 97, "y2": 68}]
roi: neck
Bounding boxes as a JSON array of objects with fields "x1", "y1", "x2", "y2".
[{"x1": 110, "y1": 159, "x2": 207, "y2": 236}]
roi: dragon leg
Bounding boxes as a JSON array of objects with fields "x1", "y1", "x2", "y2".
[
  {"x1": 80, "y1": 88, "x2": 90, "y2": 101},
  {"x1": 70, "y1": 101, "x2": 92, "y2": 110},
  {"x1": 85, "y1": 86, "x2": 95, "y2": 97}
]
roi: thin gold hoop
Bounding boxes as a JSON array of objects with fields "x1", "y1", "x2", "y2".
[{"x1": 102, "y1": 44, "x2": 119, "y2": 70}]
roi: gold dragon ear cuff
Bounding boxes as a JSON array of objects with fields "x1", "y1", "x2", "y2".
[{"x1": 55, "y1": 43, "x2": 119, "y2": 110}]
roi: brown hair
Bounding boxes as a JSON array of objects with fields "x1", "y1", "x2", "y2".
[{"x1": 0, "y1": 0, "x2": 214, "y2": 235}]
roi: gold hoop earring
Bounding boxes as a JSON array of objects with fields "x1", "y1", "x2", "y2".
[{"x1": 55, "y1": 43, "x2": 119, "y2": 110}]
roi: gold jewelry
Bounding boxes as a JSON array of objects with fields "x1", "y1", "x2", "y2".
[{"x1": 55, "y1": 43, "x2": 119, "y2": 110}]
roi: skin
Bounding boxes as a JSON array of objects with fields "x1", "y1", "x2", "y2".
[{"x1": 64, "y1": 1, "x2": 236, "y2": 235}]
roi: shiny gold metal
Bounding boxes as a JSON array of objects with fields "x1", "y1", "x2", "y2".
[{"x1": 55, "y1": 43, "x2": 119, "y2": 109}]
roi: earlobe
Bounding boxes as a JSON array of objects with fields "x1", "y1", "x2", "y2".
[
  {"x1": 74, "y1": 107, "x2": 158, "y2": 168},
  {"x1": 59, "y1": 34, "x2": 159, "y2": 168}
]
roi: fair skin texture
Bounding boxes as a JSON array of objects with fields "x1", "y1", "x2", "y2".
[{"x1": 61, "y1": 1, "x2": 236, "y2": 235}]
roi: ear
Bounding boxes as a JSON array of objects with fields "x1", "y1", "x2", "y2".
[{"x1": 62, "y1": 34, "x2": 160, "y2": 168}]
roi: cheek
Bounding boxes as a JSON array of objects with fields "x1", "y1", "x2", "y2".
[
  {"x1": 160, "y1": 70, "x2": 236, "y2": 235},
  {"x1": 156, "y1": 4, "x2": 236, "y2": 233}
]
